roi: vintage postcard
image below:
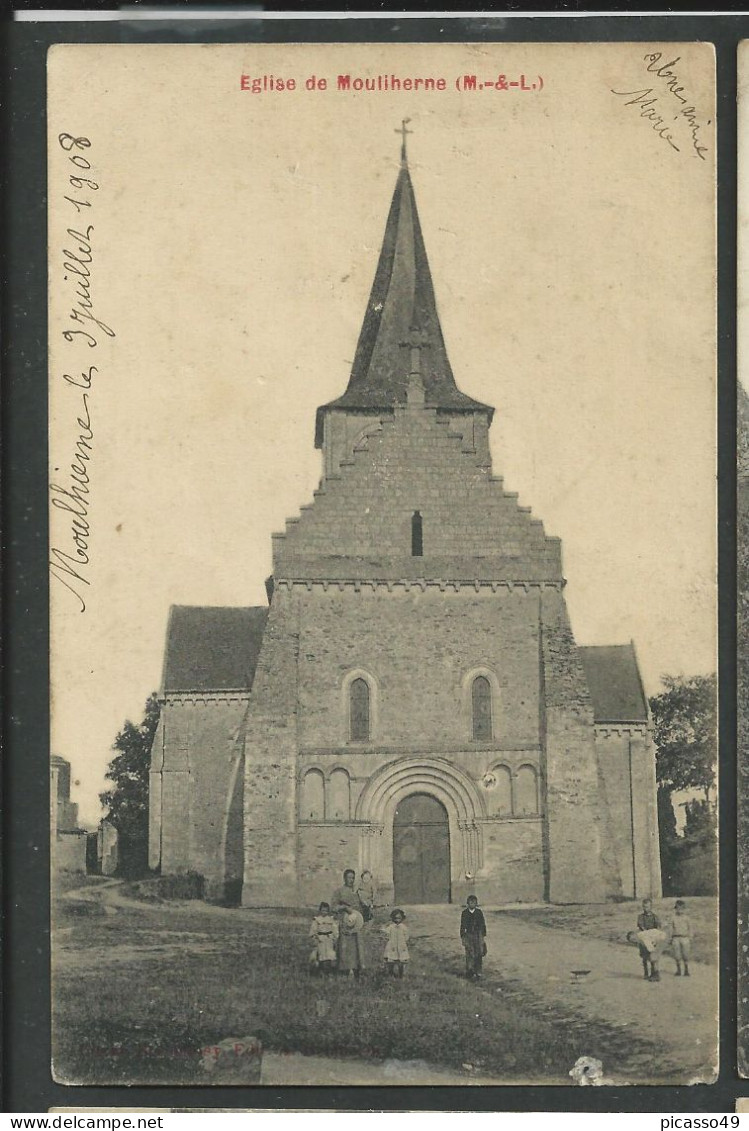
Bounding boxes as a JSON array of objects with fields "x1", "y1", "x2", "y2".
[
  {"x1": 739, "y1": 38, "x2": 749, "y2": 1078},
  {"x1": 49, "y1": 41, "x2": 717, "y2": 1087}
]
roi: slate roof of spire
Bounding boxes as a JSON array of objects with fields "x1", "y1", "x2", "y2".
[{"x1": 315, "y1": 156, "x2": 493, "y2": 447}]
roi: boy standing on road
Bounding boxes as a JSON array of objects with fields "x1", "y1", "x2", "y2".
[
  {"x1": 636, "y1": 897, "x2": 662, "y2": 982},
  {"x1": 460, "y1": 895, "x2": 487, "y2": 981},
  {"x1": 670, "y1": 899, "x2": 693, "y2": 977}
]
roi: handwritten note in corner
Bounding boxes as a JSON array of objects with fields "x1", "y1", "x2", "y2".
[{"x1": 611, "y1": 50, "x2": 711, "y2": 160}]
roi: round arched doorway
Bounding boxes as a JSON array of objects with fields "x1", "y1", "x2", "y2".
[{"x1": 393, "y1": 793, "x2": 451, "y2": 904}]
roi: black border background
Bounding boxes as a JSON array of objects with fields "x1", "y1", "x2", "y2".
[{"x1": 1, "y1": 8, "x2": 741, "y2": 1113}]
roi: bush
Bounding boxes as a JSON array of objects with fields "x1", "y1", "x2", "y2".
[{"x1": 125, "y1": 872, "x2": 206, "y2": 902}]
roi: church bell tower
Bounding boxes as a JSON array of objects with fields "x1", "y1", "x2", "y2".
[
  {"x1": 238, "y1": 128, "x2": 631, "y2": 909},
  {"x1": 150, "y1": 130, "x2": 660, "y2": 908}
]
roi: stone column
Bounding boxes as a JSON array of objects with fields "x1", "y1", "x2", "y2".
[{"x1": 458, "y1": 818, "x2": 482, "y2": 877}]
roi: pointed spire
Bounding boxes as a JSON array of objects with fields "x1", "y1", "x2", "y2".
[{"x1": 315, "y1": 131, "x2": 493, "y2": 446}]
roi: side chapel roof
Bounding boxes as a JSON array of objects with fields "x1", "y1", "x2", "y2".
[
  {"x1": 315, "y1": 141, "x2": 493, "y2": 447},
  {"x1": 162, "y1": 605, "x2": 268, "y2": 693},
  {"x1": 578, "y1": 643, "x2": 649, "y2": 724}
]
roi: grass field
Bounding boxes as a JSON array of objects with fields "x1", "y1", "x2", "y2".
[
  {"x1": 503, "y1": 897, "x2": 718, "y2": 965},
  {"x1": 51, "y1": 879, "x2": 661, "y2": 1085}
]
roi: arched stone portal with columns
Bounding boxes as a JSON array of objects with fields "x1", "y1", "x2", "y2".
[{"x1": 355, "y1": 757, "x2": 487, "y2": 905}]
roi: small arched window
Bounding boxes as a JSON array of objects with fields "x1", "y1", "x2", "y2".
[
  {"x1": 411, "y1": 511, "x2": 423, "y2": 557},
  {"x1": 515, "y1": 765, "x2": 539, "y2": 816},
  {"x1": 301, "y1": 769, "x2": 325, "y2": 821},
  {"x1": 472, "y1": 675, "x2": 493, "y2": 741},
  {"x1": 350, "y1": 677, "x2": 370, "y2": 742},
  {"x1": 328, "y1": 769, "x2": 351, "y2": 821}
]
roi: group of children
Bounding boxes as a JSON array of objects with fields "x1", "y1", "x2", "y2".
[
  {"x1": 309, "y1": 877, "x2": 695, "y2": 986},
  {"x1": 308, "y1": 869, "x2": 490, "y2": 982},
  {"x1": 308, "y1": 901, "x2": 410, "y2": 978},
  {"x1": 632, "y1": 897, "x2": 694, "y2": 982}
]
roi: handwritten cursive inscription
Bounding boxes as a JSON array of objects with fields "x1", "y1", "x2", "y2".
[
  {"x1": 610, "y1": 86, "x2": 680, "y2": 152},
  {"x1": 50, "y1": 133, "x2": 115, "y2": 612},
  {"x1": 611, "y1": 52, "x2": 710, "y2": 162}
]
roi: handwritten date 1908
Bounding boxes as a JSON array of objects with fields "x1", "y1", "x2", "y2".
[
  {"x1": 51, "y1": 132, "x2": 112, "y2": 614},
  {"x1": 59, "y1": 131, "x2": 98, "y2": 212}
]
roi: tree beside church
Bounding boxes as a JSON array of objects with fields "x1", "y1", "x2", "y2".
[
  {"x1": 649, "y1": 673, "x2": 717, "y2": 896},
  {"x1": 101, "y1": 692, "x2": 160, "y2": 877}
]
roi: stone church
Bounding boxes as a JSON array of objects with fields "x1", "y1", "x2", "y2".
[{"x1": 149, "y1": 138, "x2": 662, "y2": 908}]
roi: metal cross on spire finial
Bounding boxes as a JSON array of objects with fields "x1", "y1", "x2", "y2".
[{"x1": 396, "y1": 118, "x2": 412, "y2": 165}]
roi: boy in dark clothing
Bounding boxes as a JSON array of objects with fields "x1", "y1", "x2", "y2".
[
  {"x1": 636, "y1": 898, "x2": 662, "y2": 982},
  {"x1": 460, "y1": 895, "x2": 487, "y2": 981}
]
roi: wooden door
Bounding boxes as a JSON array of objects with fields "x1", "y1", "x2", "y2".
[{"x1": 393, "y1": 793, "x2": 450, "y2": 904}]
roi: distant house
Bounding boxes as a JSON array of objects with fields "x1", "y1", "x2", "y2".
[
  {"x1": 97, "y1": 819, "x2": 119, "y2": 876},
  {"x1": 51, "y1": 754, "x2": 87, "y2": 873}
]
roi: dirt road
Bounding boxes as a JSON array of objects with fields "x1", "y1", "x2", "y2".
[
  {"x1": 411, "y1": 906, "x2": 717, "y2": 1084},
  {"x1": 55, "y1": 881, "x2": 716, "y2": 1085}
]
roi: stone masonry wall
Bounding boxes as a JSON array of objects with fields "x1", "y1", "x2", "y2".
[
  {"x1": 480, "y1": 820, "x2": 545, "y2": 904},
  {"x1": 594, "y1": 729, "x2": 636, "y2": 898},
  {"x1": 296, "y1": 585, "x2": 541, "y2": 751},
  {"x1": 148, "y1": 714, "x2": 165, "y2": 870},
  {"x1": 290, "y1": 583, "x2": 545, "y2": 906},
  {"x1": 276, "y1": 399, "x2": 561, "y2": 583},
  {"x1": 323, "y1": 407, "x2": 492, "y2": 479},
  {"x1": 297, "y1": 824, "x2": 364, "y2": 909},
  {"x1": 630, "y1": 731, "x2": 663, "y2": 898},
  {"x1": 186, "y1": 699, "x2": 248, "y2": 896},
  {"x1": 242, "y1": 589, "x2": 301, "y2": 906},
  {"x1": 594, "y1": 727, "x2": 662, "y2": 900},
  {"x1": 150, "y1": 697, "x2": 249, "y2": 897},
  {"x1": 539, "y1": 587, "x2": 617, "y2": 903},
  {"x1": 235, "y1": 391, "x2": 628, "y2": 907},
  {"x1": 53, "y1": 831, "x2": 87, "y2": 873}
]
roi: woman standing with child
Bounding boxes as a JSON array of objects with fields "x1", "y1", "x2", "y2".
[{"x1": 337, "y1": 904, "x2": 365, "y2": 979}]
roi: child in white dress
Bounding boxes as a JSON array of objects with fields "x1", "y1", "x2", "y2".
[
  {"x1": 382, "y1": 908, "x2": 409, "y2": 978},
  {"x1": 309, "y1": 901, "x2": 339, "y2": 974}
]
